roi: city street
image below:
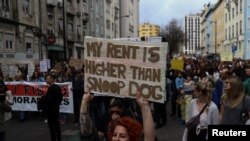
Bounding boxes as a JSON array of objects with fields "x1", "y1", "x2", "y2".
[{"x1": 5, "y1": 104, "x2": 184, "y2": 141}]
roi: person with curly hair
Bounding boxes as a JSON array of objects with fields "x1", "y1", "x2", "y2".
[{"x1": 79, "y1": 87, "x2": 155, "y2": 141}]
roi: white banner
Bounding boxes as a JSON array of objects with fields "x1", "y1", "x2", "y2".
[{"x1": 5, "y1": 82, "x2": 74, "y2": 113}]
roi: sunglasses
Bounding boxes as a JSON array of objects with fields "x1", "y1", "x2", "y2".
[{"x1": 109, "y1": 110, "x2": 121, "y2": 115}]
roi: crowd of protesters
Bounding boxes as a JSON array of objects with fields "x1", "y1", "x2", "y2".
[
  {"x1": 165, "y1": 56, "x2": 250, "y2": 141},
  {"x1": 0, "y1": 55, "x2": 250, "y2": 141}
]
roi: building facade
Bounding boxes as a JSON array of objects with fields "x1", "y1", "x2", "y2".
[
  {"x1": 204, "y1": 5, "x2": 214, "y2": 54},
  {"x1": 120, "y1": 0, "x2": 139, "y2": 38},
  {"x1": 223, "y1": 0, "x2": 244, "y2": 59},
  {"x1": 139, "y1": 22, "x2": 160, "y2": 37},
  {"x1": 200, "y1": 4, "x2": 209, "y2": 55},
  {"x1": 45, "y1": 0, "x2": 88, "y2": 62},
  {"x1": 184, "y1": 13, "x2": 201, "y2": 54},
  {"x1": 0, "y1": 0, "x2": 89, "y2": 63},
  {"x1": 212, "y1": 0, "x2": 224, "y2": 54},
  {"x1": 243, "y1": 0, "x2": 250, "y2": 59},
  {"x1": 86, "y1": 0, "x2": 139, "y2": 39},
  {"x1": 0, "y1": 0, "x2": 40, "y2": 64}
]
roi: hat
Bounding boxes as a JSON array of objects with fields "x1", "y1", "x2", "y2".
[{"x1": 109, "y1": 98, "x2": 123, "y2": 109}]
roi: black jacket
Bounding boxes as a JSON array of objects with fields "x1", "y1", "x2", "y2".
[{"x1": 45, "y1": 84, "x2": 63, "y2": 114}]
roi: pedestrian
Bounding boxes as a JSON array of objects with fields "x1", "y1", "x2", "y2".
[
  {"x1": 182, "y1": 81, "x2": 220, "y2": 141},
  {"x1": 220, "y1": 77, "x2": 250, "y2": 125},
  {"x1": 0, "y1": 79, "x2": 12, "y2": 141},
  {"x1": 44, "y1": 74, "x2": 63, "y2": 141}
]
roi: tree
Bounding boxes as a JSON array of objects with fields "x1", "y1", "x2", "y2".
[{"x1": 161, "y1": 19, "x2": 184, "y2": 57}]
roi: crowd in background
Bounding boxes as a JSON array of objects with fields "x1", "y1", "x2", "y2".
[{"x1": 0, "y1": 55, "x2": 250, "y2": 141}]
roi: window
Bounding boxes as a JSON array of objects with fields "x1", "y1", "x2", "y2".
[
  {"x1": 67, "y1": 23, "x2": 73, "y2": 33},
  {"x1": 0, "y1": 33, "x2": 2, "y2": 49},
  {"x1": 240, "y1": 0, "x2": 242, "y2": 13},
  {"x1": 6, "y1": 40, "x2": 13, "y2": 49},
  {"x1": 5, "y1": 33, "x2": 14, "y2": 50},
  {"x1": 240, "y1": 20, "x2": 242, "y2": 34},
  {"x1": 67, "y1": 15, "x2": 74, "y2": 33},
  {"x1": 2, "y1": 0, "x2": 9, "y2": 11},
  {"x1": 58, "y1": 19, "x2": 63, "y2": 32},
  {"x1": 232, "y1": 8, "x2": 234, "y2": 19},
  {"x1": 248, "y1": 17, "x2": 250, "y2": 29},
  {"x1": 106, "y1": 2, "x2": 110, "y2": 13},
  {"x1": 236, "y1": 23, "x2": 238, "y2": 36},
  {"x1": 47, "y1": 7, "x2": 54, "y2": 21},
  {"x1": 232, "y1": 25, "x2": 234, "y2": 37},
  {"x1": 229, "y1": 27, "x2": 231, "y2": 39},
  {"x1": 23, "y1": 0, "x2": 30, "y2": 15},
  {"x1": 106, "y1": 19, "x2": 110, "y2": 29},
  {"x1": 26, "y1": 43, "x2": 32, "y2": 53}
]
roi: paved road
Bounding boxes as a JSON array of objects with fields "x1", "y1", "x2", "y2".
[{"x1": 5, "y1": 104, "x2": 184, "y2": 141}]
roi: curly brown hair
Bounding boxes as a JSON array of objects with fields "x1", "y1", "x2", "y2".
[{"x1": 112, "y1": 116, "x2": 143, "y2": 141}]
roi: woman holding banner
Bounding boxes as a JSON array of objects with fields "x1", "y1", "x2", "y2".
[{"x1": 79, "y1": 87, "x2": 155, "y2": 141}]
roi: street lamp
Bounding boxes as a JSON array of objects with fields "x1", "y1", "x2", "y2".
[
  {"x1": 210, "y1": 21, "x2": 217, "y2": 54},
  {"x1": 114, "y1": 15, "x2": 129, "y2": 38}
]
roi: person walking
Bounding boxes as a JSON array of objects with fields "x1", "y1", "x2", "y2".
[
  {"x1": 45, "y1": 74, "x2": 63, "y2": 141},
  {"x1": 0, "y1": 78, "x2": 12, "y2": 141}
]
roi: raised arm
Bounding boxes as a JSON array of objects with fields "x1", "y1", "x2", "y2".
[
  {"x1": 79, "y1": 87, "x2": 94, "y2": 136},
  {"x1": 136, "y1": 92, "x2": 155, "y2": 141}
]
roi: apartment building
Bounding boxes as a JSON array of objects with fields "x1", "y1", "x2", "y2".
[
  {"x1": 0, "y1": 0, "x2": 40, "y2": 63},
  {"x1": 139, "y1": 22, "x2": 160, "y2": 37},
  {"x1": 0, "y1": 0, "x2": 89, "y2": 63},
  {"x1": 85, "y1": 0, "x2": 139, "y2": 39},
  {"x1": 120, "y1": 0, "x2": 139, "y2": 38},
  {"x1": 212, "y1": 0, "x2": 224, "y2": 55},
  {"x1": 223, "y1": 0, "x2": 244, "y2": 58},
  {"x1": 184, "y1": 13, "x2": 201, "y2": 54}
]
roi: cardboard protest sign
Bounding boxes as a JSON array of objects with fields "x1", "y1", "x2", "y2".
[
  {"x1": 44, "y1": 59, "x2": 51, "y2": 69},
  {"x1": 1, "y1": 64, "x2": 9, "y2": 77},
  {"x1": 171, "y1": 59, "x2": 184, "y2": 71},
  {"x1": 5, "y1": 82, "x2": 73, "y2": 113},
  {"x1": 69, "y1": 57, "x2": 84, "y2": 69},
  {"x1": 52, "y1": 63, "x2": 63, "y2": 72},
  {"x1": 84, "y1": 37, "x2": 168, "y2": 103},
  {"x1": 27, "y1": 65, "x2": 35, "y2": 76},
  {"x1": 9, "y1": 65, "x2": 18, "y2": 78},
  {"x1": 221, "y1": 52, "x2": 233, "y2": 62},
  {"x1": 40, "y1": 61, "x2": 48, "y2": 72}
]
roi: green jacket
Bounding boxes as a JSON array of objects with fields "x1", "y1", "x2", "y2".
[{"x1": 243, "y1": 78, "x2": 250, "y2": 96}]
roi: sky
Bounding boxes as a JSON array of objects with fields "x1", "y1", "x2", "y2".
[{"x1": 140, "y1": 0, "x2": 218, "y2": 26}]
